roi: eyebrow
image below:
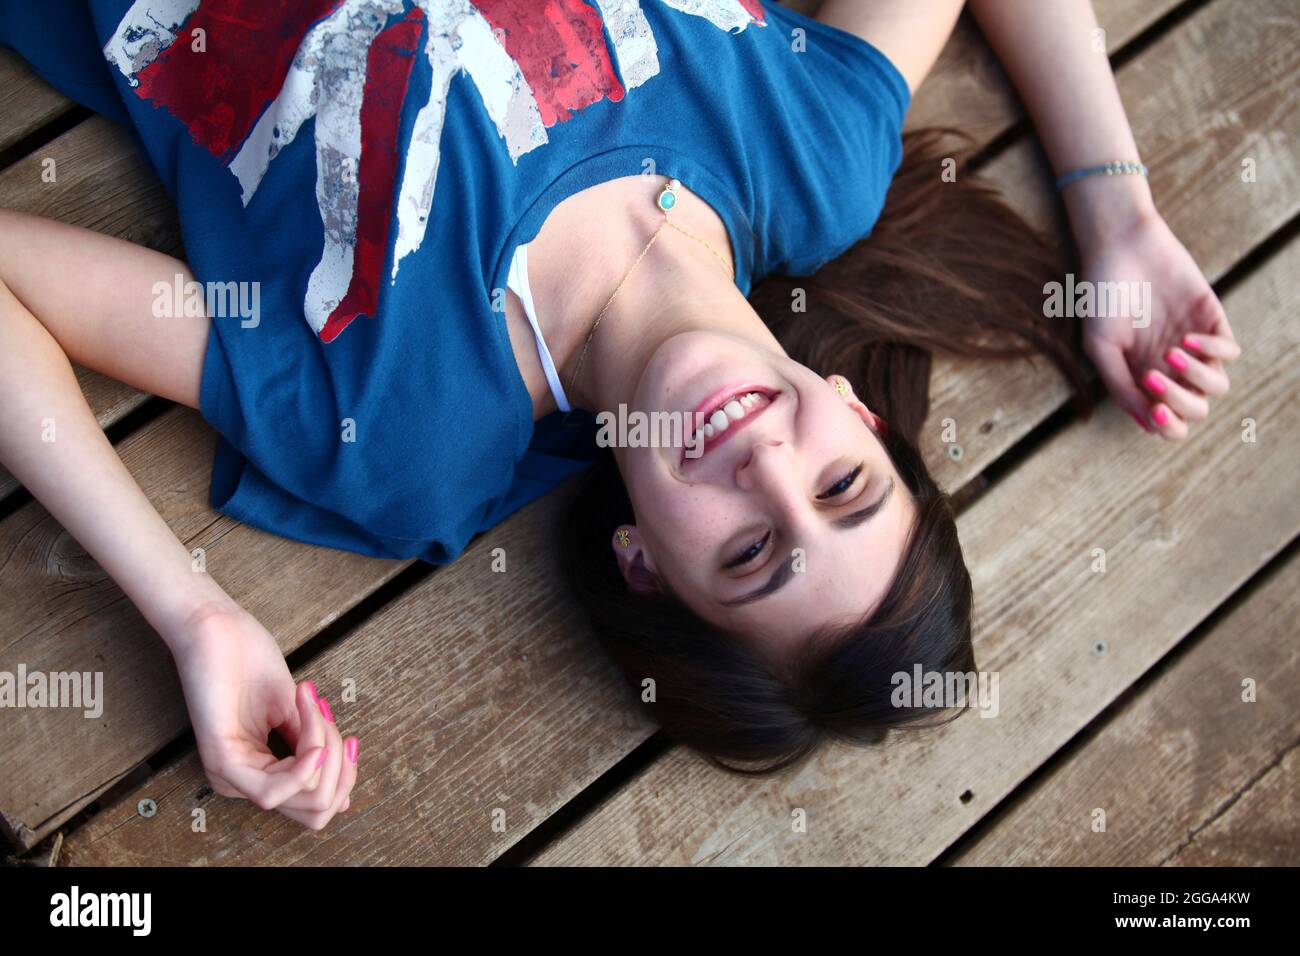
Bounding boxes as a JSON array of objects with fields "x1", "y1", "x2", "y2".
[{"x1": 719, "y1": 478, "x2": 896, "y2": 607}]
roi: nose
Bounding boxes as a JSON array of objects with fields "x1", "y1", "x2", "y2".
[{"x1": 735, "y1": 439, "x2": 794, "y2": 500}]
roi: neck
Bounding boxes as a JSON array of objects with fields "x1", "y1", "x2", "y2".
[{"x1": 528, "y1": 177, "x2": 743, "y2": 417}]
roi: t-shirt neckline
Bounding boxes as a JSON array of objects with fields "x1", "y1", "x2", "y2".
[{"x1": 488, "y1": 144, "x2": 755, "y2": 454}]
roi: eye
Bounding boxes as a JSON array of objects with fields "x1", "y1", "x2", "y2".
[
  {"x1": 817, "y1": 463, "x2": 864, "y2": 500},
  {"x1": 724, "y1": 530, "x2": 771, "y2": 569}
]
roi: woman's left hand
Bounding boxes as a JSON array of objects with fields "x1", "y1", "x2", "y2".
[{"x1": 1080, "y1": 210, "x2": 1241, "y2": 439}]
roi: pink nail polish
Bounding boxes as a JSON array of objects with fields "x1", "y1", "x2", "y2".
[
  {"x1": 1166, "y1": 349, "x2": 1189, "y2": 371},
  {"x1": 315, "y1": 747, "x2": 328, "y2": 768},
  {"x1": 1144, "y1": 371, "x2": 1166, "y2": 395},
  {"x1": 346, "y1": 738, "x2": 359, "y2": 764},
  {"x1": 304, "y1": 681, "x2": 317, "y2": 702},
  {"x1": 318, "y1": 697, "x2": 334, "y2": 723},
  {"x1": 1183, "y1": 335, "x2": 1201, "y2": 351},
  {"x1": 1152, "y1": 406, "x2": 1170, "y2": 427}
]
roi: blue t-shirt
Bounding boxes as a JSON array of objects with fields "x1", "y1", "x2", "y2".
[{"x1": 1, "y1": 0, "x2": 909, "y2": 563}]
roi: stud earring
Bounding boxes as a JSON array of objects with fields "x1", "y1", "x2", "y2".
[
  {"x1": 614, "y1": 528, "x2": 632, "y2": 548},
  {"x1": 833, "y1": 376, "x2": 850, "y2": 397}
]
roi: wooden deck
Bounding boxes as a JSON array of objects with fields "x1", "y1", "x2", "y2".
[{"x1": 0, "y1": 0, "x2": 1296, "y2": 866}]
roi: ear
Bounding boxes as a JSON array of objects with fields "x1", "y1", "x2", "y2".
[
  {"x1": 826, "y1": 373, "x2": 886, "y2": 434},
  {"x1": 610, "y1": 525, "x2": 662, "y2": 595}
]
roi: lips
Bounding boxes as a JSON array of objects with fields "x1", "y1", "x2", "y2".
[{"x1": 681, "y1": 385, "x2": 780, "y2": 464}]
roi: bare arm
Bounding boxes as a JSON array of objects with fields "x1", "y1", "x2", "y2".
[
  {"x1": 0, "y1": 211, "x2": 226, "y2": 642},
  {"x1": 0, "y1": 209, "x2": 357, "y2": 826},
  {"x1": 963, "y1": 0, "x2": 1154, "y2": 256}
]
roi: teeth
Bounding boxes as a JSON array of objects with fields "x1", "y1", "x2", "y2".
[{"x1": 689, "y1": 392, "x2": 771, "y2": 457}]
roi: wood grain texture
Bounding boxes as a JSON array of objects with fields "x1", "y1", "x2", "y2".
[
  {"x1": 53, "y1": 0, "x2": 1296, "y2": 865},
  {"x1": 0, "y1": 49, "x2": 75, "y2": 156},
  {"x1": 0, "y1": 117, "x2": 183, "y2": 499},
  {"x1": 528, "y1": 228, "x2": 1300, "y2": 867},
  {"x1": 1166, "y1": 746, "x2": 1299, "y2": 866},
  {"x1": 950, "y1": 546, "x2": 1300, "y2": 865}
]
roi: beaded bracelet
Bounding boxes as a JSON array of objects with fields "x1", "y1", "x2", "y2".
[{"x1": 1054, "y1": 160, "x2": 1149, "y2": 191}]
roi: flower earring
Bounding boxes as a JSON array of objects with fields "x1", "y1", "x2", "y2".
[
  {"x1": 614, "y1": 527, "x2": 632, "y2": 548},
  {"x1": 832, "y1": 374, "x2": 888, "y2": 434}
]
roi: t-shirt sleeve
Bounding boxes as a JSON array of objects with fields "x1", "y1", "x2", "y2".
[
  {"x1": 0, "y1": 0, "x2": 134, "y2": 127},
  {"x1": 755, "y1": 2, "x2": 913, "y2": 277},
  {"x1": 773, "y1": 4, "x2": 910, "y2": 125}
]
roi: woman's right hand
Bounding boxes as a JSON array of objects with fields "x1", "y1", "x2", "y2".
[{"x1": 167, "y1": 600, "x2": 359, "y2": 830}]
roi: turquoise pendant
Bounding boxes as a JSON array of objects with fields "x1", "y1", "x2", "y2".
[{"x1": 657, "y1": 178, "x2": 680, "y2": 212}]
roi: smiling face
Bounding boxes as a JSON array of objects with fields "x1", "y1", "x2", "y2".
[{"x1": 609, "y1": 330, "x2": 918, "y2": 653}]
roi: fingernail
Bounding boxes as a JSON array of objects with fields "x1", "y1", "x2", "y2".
[
  {"x1": 318, "y1": 697, "x2": 334, "y2": 723},
  {"x1": 1183, "y1": 334, "x2": 1201, "y2": 351},
  {"x1": 1152, "y1": 405, "x2": 1170, "y2": 427},
  {"x1": 346, "y1": 738, "x2": 359, "y2": 764},
  {"x1": 304, "y1": 680, "x2": 317, "y2": 702},
  {"x1": 1165, "y1": 349, "x2": 1189, "y2": 371},
  {"x1": 315, "y1": 747, "x2": 328, "y2": 768},
  {"x1": 1144, "y1": 371, "x2": 1166, "y2": 395},
  {"x1": 1129, "y1": 410, "x2": 1153, "y2": 433}
]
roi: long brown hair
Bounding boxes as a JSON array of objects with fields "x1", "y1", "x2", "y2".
[{"x1": 562, "y1": 128, "x2": 1094, "y2": 773}]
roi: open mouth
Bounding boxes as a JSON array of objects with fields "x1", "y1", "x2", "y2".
[{"x1": 682, "y1": 386, "x2": 780, "y2": 464}]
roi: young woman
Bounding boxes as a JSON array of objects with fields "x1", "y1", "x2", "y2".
[{"x1": 0, "y1": 0, "x2": 1237, "y2": 831}]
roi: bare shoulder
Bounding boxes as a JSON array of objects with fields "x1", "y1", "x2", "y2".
[{"x1": 808, "y1": 0, "x2": 966, "y2": 95}]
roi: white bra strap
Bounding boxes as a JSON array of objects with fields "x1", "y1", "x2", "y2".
[{"x1": 507, "y1": 241, "x2": 571, "y2": 413}]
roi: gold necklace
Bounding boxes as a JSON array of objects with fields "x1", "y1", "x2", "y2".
[{"x1": 565, "y1": 178, "x2": 735, "y2": 401}]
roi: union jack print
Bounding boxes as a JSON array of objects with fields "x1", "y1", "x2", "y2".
[{"x1": 103, "y1": 0, "x2": 767, "y2": 342}]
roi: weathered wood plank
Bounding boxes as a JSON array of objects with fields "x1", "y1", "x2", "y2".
[
  {"x1": 527, "y1": 228, "x2": 1300, "y2": 866},
  {"x1": 50, "y1": 0, "x2": 1294, "y2": 864},
  {"x1": 949, "y1": 546, "x2": 1300, "y2": 865},
  {"x1": 0, "y1": 49, "x2": 75, "y2": 156},
  {"x1": 1165, "y1": 746, "x2": 1299, "y2": 866},
  {"x1": 0, "y1": 117, "x2": 182, "y2": 499}
]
